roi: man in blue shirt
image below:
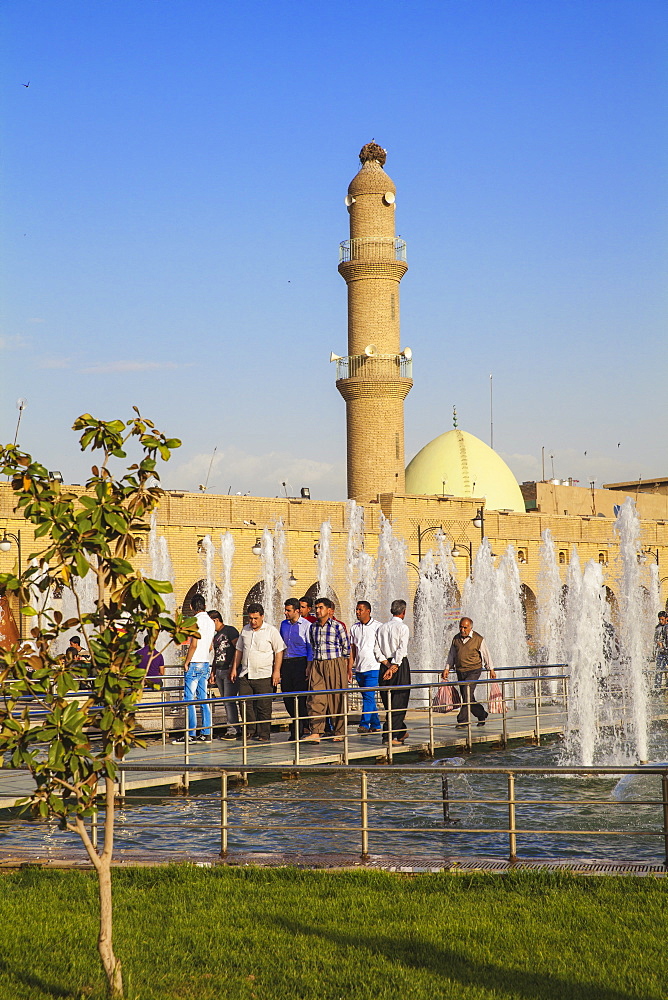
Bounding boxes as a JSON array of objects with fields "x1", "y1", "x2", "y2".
[{"x1": 279, "y1": 598, "x2": 313, "y2": 740}]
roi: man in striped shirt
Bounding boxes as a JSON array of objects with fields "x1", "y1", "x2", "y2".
[{"x1": 303, "y1": 597, "x2": 350, "y2": 743}]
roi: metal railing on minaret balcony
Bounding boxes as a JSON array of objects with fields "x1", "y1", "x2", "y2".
[
  {"x1": 339, "y1": 237, "x2": 407, "y2": 264},
  {"x1": 334, "y1": 353, "x2": 413, "y2": 381}
]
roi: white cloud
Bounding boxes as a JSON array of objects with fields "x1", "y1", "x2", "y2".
[
  {"x1": 0, "y1": 335, "x2": 28, "y2": 351},
  {"x1": 167, "y1": 446, "x2": 346, "y2": 500},
  {"x1": 39, "y1": 358, "x2": 72, "y2": 369},
  {"x1": 78, "y1": 360, "x2": 184, "y2": 375}
]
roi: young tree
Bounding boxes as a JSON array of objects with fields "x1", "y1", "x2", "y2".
[{"x1": 0, "y1": 410, "x2": 196, "y2": 999}]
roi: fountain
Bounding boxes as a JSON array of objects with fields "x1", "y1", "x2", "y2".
[
  {"x1": 462, "y1": 539, "x2": 528, "y2": 671},
  {"x1": 536, "y1": 529, "x2": 566, "y2": 692},
  {"x1": 316, "y1": 521, "x2": 334, "y2": 603},
  {"x1": 259, "y1": 527, "x2": 276, "y2": 624},
  {"x1": 413, "y1": 534, "x2": 459, "y2": 704},
  {"x1": 273, "y1": 519, "x2": 290, "y2": 617},
  {"x1": 374, "y1": 514, "x2": 409, "y2": 622},
  {"x1": 220, "y1": 531, "x2": 235, "y2": 625},
  {"x1": 198, "y1": 534, "x2": 218, "y2": 611}
]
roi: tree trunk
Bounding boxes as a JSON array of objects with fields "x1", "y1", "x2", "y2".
[{"x1": 98, "y1": 854, "x2": 123, "y2": 998}]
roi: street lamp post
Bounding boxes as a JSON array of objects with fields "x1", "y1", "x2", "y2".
[
  {"x1": 416, "y1": 524, "x2": 444, "y2": 563},
  {"x1": 0, "y1": 530, "x2": 23, "y2": 638},
  {"x1": 472, "y1": 507, "x2": 485, "y2": 542}
]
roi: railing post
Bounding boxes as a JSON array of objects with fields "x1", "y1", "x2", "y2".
[
  {"x1": 343, "y1": 689, "x2": 350, "y2": 765},
  {"x1": 119, "y1": 768, "x2": 126, "y2": 800},
  {"x1": 360, "y1": 771, "x2": 369, "y2": 860},
  {"x1": 428, "y1": 683, "x2": 435, "y2": 756},
  {"x1": 534, "y1": 677, "x2": 541, "y2": 744},
  {"x1": 442, "y1": 772, "x2": 451, "y2": 825},
  {"x1": 501, "y1": 680, "x2": 508, "y2": 747},
  {"x1": 91, "y1": 805, "x2": 98, "y2": 850},
  {"x1": 293, "y1": 694, "x2": 301, "y2": 767},
  {"x1": 184, "y1": 725, "x2": 190, "y2": 793},
  {"x1": 387, "y1": 687, "x2": 394, "y2": 763},
  {"x1": 241, "y1": 700, "x2": 248, "y2": 768},
  {"x1": 507, "y1": 772, "x2": 517, "y2": 862},
  {"x1": 161, "y1": 698, "x2": 166, "y2": 746},
  {"x1": 662, "y1": 773, "x2": 668, "y2": 867},
  {"x1": 220, "y1": 772, "x2": 228, "y2": 857}
]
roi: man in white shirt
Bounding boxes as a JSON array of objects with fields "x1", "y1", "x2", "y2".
[
  {"x1": 172, "y1": 593, "x2": 215, "y2": 744},
  {"x1": 374, "y1": 599, "x2": 411, "y2": 745},
  {"x1": 442, "y1": 617, "x2": 496, "y2": 727},
  {"x1": 230, "y1": 602, "x2": 285, "y2": 742},
  {"x1": 350, "y1": 601, "x2": 383, "y2": 734}
]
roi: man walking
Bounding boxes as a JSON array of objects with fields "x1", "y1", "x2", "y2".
[
  {"x1": 653, "y1": 611, "x2": 668, "y2": 692},
  {"x1": 350, "y1": 601, "x2": 382, "y2": 734},
  {"x1": 208, "y1": 610, "x2": 240, "y2": 740},
  {"x1": 172, "y1": 593, "x2": 215, "y2": 744},
  {"x1": 230, "y1": 603, "x2": 285, "y2": 742},
  {"x1": 279, "y1": 598, "x2": 313, "y2": 739},
  {"x1": 443, "y1": 616, "x2": 496, "y2": 727},
  {"x1": 303, "y1": 598, "x2": 350, "y2": 743},
  {"x1": 374, "y1": 599, "x2": 411, "y2": 745},
  {"x1": 299, "y1": 597, "x2": 317, "y2": 623}
]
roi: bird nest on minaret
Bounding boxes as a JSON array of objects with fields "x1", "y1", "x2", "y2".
[{"x1": 359, "y1": 141, "x2": 387, "y2": 167}]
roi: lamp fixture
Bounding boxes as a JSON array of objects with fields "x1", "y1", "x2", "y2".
[
  {"x1": 300, "y1": 487, "x2": 311, "y2": 499},
  {"x1": 251, "y1": 538, "x2": 262, "y2": 556},
  {"x1": 288, "y1": 569, "x2": 298, "y2": 587},
  {"x1": 0, "y1": 536, "x2": 11, "y2": 553}
]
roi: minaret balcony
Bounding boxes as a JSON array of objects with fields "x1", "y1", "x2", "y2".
[
  {"x1": 339, "y1": 237, "x2": 407, "y2": 264},
  {"x1": 334, "y1": 353, "x2": 412, "y2": 381}
]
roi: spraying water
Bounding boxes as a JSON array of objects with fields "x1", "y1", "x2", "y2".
[
  {"x1": 413, "y1": 534, "x2": 459, "y2": 705},
  {"x1": 274, "y1": 519, "x2": 290, "y2": 616},
  {"x1": 316, "y1": 521, "x2": 334, "y2": 603},
  {"x1": 536, "y1": 529, "x2": 566, "y2": 692},
  {"x1": 260, "y1": 527, "x2": 276, "y2": 624},
  {"x1": 614, "y1": 498, "x2": 650, "y2": 763},
  {"x1": 220, "y1": 531, "x2": 235, "y2": 625},
  {"x1": 462, "y1": 540, "x2": 528, "y2": 671},
  {"x1": 374, "y1": 514, "x2": 408, "y2": 621},
  {"x1": 199, "y1": 535, "x2": 217, "y2": 611}
]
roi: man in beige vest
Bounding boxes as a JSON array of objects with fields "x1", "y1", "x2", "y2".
[{"x1": 442, "y1": 617, "x2": 496, "y2": 727}]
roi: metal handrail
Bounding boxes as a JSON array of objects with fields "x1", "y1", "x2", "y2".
[
  {"x1": 339, "y1": 237, "x2": 407, "y2": 264},
  {"x1": 100, "y1": 762, "x2": 668, "y2": 867},
  {"x1": 334, "y1": 353, "x2": 412, "y2": 380}
]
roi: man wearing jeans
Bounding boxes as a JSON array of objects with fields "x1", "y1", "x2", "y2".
[
  {"x1": 172, "y1": 593, "x2": 215, "y2": 744},
  {"x1": 350, "y1": 601, "x2": 382, "y2": 734}
]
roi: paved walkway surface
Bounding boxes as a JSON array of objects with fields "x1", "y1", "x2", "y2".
[{"x1": 0, "y1": 702, "x2": 569, "y2": 808}]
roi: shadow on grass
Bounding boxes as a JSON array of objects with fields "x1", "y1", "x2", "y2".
[
  {"x1": 273, "y1": 917, "x2": 641, "y2": 1000},
  {"x1": 0, "y1": 954, "x2": 78, "y2": 999}
]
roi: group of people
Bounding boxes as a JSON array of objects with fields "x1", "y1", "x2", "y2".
[
  {"x1": 171, "y1": 593, "x2": 413, "y2": 746},
  {"x1": 653, "y1": 611, "x2": 668, "y2": 691},
  {"x1": 172, "y1": 593, "x2": 496, "y2": 746}
]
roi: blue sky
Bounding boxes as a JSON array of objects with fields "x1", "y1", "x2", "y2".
[{"x1": 2, "y1": 0, "x2": 666, "y2": 498}]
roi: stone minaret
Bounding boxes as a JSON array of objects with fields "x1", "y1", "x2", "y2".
[{"x1": 336, "y1": 142, "x2": 412, "y2": 500}]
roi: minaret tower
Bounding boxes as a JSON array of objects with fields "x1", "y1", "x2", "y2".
[{"x1": 336, "y1": 142, "x2": 412, "y2": 500}]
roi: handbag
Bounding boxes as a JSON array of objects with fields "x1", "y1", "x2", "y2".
[
  {"x1": 488, "y1": 680, "x2": 504, "y2": 714},
  {"x1": 432, "y1": 680, "x2": 461, "y2": 713}
]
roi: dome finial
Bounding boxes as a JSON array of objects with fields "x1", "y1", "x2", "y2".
[
  {"x1": 359, "y1": 141, "x2": 387, "y2": 167},
  {"x1": 452, "y1": 405, "x2": 458, "y2": 429}
]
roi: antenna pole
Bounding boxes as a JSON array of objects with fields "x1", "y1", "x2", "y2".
[
  {"x1": 202, "y1": 446, "x2": 217, "y2": 492},
  {"x1": 489, "y1": 374, "x2": 493, "y2": 450}
]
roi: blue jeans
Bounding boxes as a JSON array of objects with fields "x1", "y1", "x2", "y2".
[
  {"x1": 355, "y1": 669, "x2": 381, "y2": 729},
  {"x1": 185, "y1": 662, "x2": 212, "y2": 738}
]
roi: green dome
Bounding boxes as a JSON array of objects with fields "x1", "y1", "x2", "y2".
[{"x1": 405, "y1": 428, "x2": 525, "y2": 512}]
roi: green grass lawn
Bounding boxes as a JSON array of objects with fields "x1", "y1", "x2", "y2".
[{"x1": 0, "y1": 866, "x2": 665, "y2": 1000}]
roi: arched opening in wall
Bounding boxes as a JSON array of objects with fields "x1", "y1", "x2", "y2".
[
  {"x1": 182, "y1": 580, "x2": 223, "y2": 616},
  {"x1": 520, "y1": 584, "x2": 537, "y2": 643},
  {"x1": 242, "y1": 581, "x2": 281, "y2": 624},
  {"x1": 302, "y1": 581, "x2": 342, "y2": 617},
  {"x1": 662, "y1": 578, "x2": 668, "y2": 612},
  {"x1": 604, "y1": 586, "x2": 619, "y2": 630}
]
